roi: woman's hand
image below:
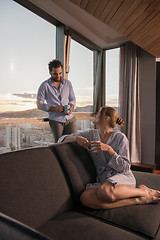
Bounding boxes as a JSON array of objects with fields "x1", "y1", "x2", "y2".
[
  {"x1": 90, "y1": 141, "x2": 115, "y2": 156},
  {"x1": 75, "y1": 136, "x2": 91, "y2": 149}
]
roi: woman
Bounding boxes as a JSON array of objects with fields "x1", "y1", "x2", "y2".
[{"x1": 58, "y1": 106, "x2": 160, "y2": 209}]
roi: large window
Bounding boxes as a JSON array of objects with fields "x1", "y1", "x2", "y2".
[
  {"x1": 68, "y1": 39, "x2": 94, "y2": 131},
  {"x1": 105, "y1": 48, "x2": 120, "y2": 110},
  {"x1": 69, "y1": 39, "x2": 93, "y2": 110},
  {"x1": 0, "y1": 0, "x2": 56, "y2": 113},
  {"x1": 0, "y1": 0, "x2": 56, "y2": 153}
]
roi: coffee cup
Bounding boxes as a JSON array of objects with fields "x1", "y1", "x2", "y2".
[
  {"x1": 64, "y1": 105, "x2": 70, "y2": 114},
  {"x1": 90, "y1": 141, "x2": 99, "y2": 153}
]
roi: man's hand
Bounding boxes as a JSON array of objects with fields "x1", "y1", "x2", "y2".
[
  {"x1": 49, "y1": 106, "x2": 64, "y2": 112},
  {"x1": 75, "y1": 136, "x2": 91, "y2": 149},
  {"x1": 65, "y1": 104, "x2": 74, "y2": 115}
]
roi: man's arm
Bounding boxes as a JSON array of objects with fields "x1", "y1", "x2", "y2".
[
  {"x1": 37, "y1": 83, "x2": 50, "y2": 112},
  {"x1": 49, "y1": 106, "x2": 64, "y2": 112}
]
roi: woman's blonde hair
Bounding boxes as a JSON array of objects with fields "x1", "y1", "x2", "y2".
[{"x1": 100, "y1": 106, "x2": 124, "y2": 128}]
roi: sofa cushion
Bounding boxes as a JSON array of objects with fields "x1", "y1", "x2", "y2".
[
  {"x1": 0, "y1": 147, "x2": 73, "y2": 229},
  {"x1": 78, "y1": 202, "x2": 160, "y2": 239},
  {"x1": 38, "y1": 210, "x2": 144, "y2": 240},
  {"x1": 75, "y1": 172, "x2": 160, "y2": 239},
  {"x1": 50, "y1": 142, "x2": 96, "y2": 202}
]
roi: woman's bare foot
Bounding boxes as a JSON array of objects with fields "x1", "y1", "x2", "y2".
[
  {"x1": 138, "y1": 196, "x2": 160, "y2": 205},
  {"x1": 139, "y1": 185, "x2": 160, "y2": 198}
]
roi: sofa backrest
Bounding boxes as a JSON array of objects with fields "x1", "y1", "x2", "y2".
[
  {"x1": 50, "y1": 142, "x2": 96, "y2": 203},
  {"x1": 0, "y1": 147, "x2": 73, "y2": 229}
]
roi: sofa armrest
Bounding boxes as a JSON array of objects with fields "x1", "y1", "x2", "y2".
[
  {"x1": 0, "y1": 213, "x2": 52, "y2": 240},
  {"x1": 133, "y1": 170, "x2": 160, "y2": 189}
]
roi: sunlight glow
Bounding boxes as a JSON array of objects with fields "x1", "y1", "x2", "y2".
[{"x1": 10, "y1": 59, "x2": 15, "y2": 72}]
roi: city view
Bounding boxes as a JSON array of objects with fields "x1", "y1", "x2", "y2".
[
  {"x1": 0, "y1": 93, "x2": 95, "y2": 154},
  {"x1": 0, "y1": 118, "x2": 95, "y2": 154}
]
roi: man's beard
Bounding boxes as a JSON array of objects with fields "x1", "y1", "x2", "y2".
[{"x1": 51, "y1": 77, "x2": 62, "y2": 82}]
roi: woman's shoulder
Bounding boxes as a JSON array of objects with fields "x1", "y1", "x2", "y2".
[{"x1": 112, "y1": 130, "x2": 128, "y2": 141}]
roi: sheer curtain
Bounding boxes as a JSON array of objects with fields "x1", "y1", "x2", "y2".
[{"x1": 119, "y1": 42, "x2": 141, "y2": 163}]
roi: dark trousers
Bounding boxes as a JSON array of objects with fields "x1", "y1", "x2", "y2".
[{"x1": 49, "y1": 116, "x2": 77, "y2": 142}]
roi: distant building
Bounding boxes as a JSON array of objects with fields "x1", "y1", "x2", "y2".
[
  {"x1": 0, "y1": 119, "x2": 94, "y2": 154},
  {"x1": 6, "y1": 124, "x2": 21, "y2": 151}
]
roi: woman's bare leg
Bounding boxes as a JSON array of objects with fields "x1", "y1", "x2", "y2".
[
  {"x1": 96, "y1": 181, "x2": 160, "y2": 203},
  {"x1": 80, "y1": 188, "x2": 160, "y2": 210}
]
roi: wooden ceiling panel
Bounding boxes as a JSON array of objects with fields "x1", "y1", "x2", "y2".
[
  {"x1": 146, "y1": 37, "x2": 160, "y2": 52},
  {"x1": 101, "y1": 0, "x2": 135, "y2": 28},
  {"x1": 85, "y1": 0, "x2": 101, "y2": 15},
  {"x1": 69, "y1": 0, "x2": 160, "y2": 57},
  {"x1": 118, "y1": 1, "x2": 150, "y2": 34},
  {"x1": 127, "y1": 11, "x2": 159, "y2": 39},
  {"x1": 124, "y1": 1, "x2": 160, "y2": 37},
  {"x1": 99, "y1": 0, "x2": 118, "y2": 22},
  {"x1": 103, "y1": 0, "x2": 124, "y2": 24},
  {"x1": 139, "y1": 25, "x2": 160, "y2": 49},
  {"x1": 93, "y1": 0, "x2": 110, "y2": 18},
  {"x1": 132, "y1": 12, "x2": 160, "y2": 43},
  {"x1": 70, "y1": 0, "x2": 81, "y2": 6},
  {"x1": 80, "y1": 0, "x2": 89, "y2": 10},
  {"x1": 113, "y1": 1, "x2": 145, "y2": 31}
]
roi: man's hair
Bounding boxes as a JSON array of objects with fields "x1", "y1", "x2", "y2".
[{"x1": 48, "y1": 59, "x2": 63, "y2": 72}]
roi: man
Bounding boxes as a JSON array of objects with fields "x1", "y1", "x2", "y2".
[{"x1": 37, "y1": 59, "x2": 77, "y2": 142}]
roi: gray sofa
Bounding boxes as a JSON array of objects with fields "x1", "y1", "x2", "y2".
[{"x1": 0, "y1": 142, "x2": 160, "y2": 240}]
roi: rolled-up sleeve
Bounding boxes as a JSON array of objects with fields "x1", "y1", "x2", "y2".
[
  {"x1": 108, "y1": 136, "x2": 131, "y2": 172},
  {"x1": 37, "y1": 83, "x2": 51, "y2": 112}
]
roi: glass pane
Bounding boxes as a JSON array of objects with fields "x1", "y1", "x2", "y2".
[
  {"x1": 68, "y1": 39, "x2": 93, "y2": 112},
  {"x1": 0, "y1": 0, "x2": 56, "y2": 153},
  {"x1": 0, "y1": 121, "x2": 53, "y2": 154},
  {"x1": 0, "y1": 0, "x2": 56, "y2": 113},
  {"x1": 105, "y1": 48, "x2": 120, "y2": 110}
]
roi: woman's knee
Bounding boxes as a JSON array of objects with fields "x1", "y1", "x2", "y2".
[
  {"x1": 80, "y1": 191, "x2": 90, "y2": 207},
  {"x1": 80, "y1": 190, "x2": 97, "y2": 209},
  {"x1": 97, "y1": 184, "x2": 115, "y2": 203}
]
